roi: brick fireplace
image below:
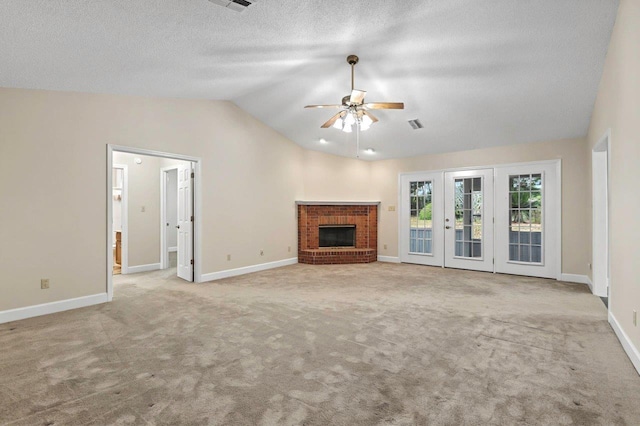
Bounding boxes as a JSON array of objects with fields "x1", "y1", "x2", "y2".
[{"x1": 297, "y1": 201, "x2": 379, "y2": 264}]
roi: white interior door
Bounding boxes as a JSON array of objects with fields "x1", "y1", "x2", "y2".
[
  {"x1": 400, "y1": 173, "x2": 444, "y2": 266},
  {"x1": 444, "y1": 169, "x2": 494, "y2": 272},
  {"x1": 177, "y1": 165, "x2": 193, "y2": 281},
  {"x1": 495, "y1": 162, "x2": 559, "y2": 279}
]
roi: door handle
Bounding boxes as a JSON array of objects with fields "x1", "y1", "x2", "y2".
[
  {"x1": 176, "y1": 225, "x2": 180, "y2": 229},
  {"x1": 445, "y1": 226, "x2": 451, "y2": 229}
]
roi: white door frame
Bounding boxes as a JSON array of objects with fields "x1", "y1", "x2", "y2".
[
  {"x1": 106, "y1": 145, "x2": 203, "y2": 301},
  {"x1": 160, "y1": 166, "x2": 179, "y2": 270},
  {"x1": 112, "y1": 164, "x2": 129, "y2": 275},
  {"x1": 592, "y1": 129, "x2": 611, "y2": 299},
  {"x1": 398, "y1": 159, "x2": 562, "y2": 279}
]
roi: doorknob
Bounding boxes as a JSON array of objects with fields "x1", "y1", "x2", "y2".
[
  {"x1": 176, "y1": 225, "x2": 180, "y2": 229},
  {"x1": 445, "y1": 226, "x2": 451, "y2": 229}
]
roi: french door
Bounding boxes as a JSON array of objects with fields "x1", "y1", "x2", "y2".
[
  {"x1": 400, "y1": 173, "x2": 444, "y2": 266},
  {"x1": 444, "y1": 169, "x2": 494, "y2": 272},
  {"x1": 400, "y1": 161, "x2": 560, "y2": 279},
  {"x1": 494, "y1": 163, "x2": 559, "y2": 279}
]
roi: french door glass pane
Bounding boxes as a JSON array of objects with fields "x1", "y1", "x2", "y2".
[
  {"x1": 454, "y1": 177, "x2": 482, "y2": 258},
  {"x1": 509, "y1": 173, "x2": 543, "y2": 263},
  {"x1": 409, "y1": 180, "x2": 433, "y2": 254}
]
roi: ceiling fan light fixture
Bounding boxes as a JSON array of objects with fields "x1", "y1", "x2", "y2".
[
  {"x1": 304, "y1": 55, "x2": 404, "y2": 156},
  {"x1": 344, "y1": 113, "x2": 356, "y2": 127}
]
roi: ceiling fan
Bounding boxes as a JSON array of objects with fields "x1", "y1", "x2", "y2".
[{"x1": 305, "y1": 55, "x2": 404, "y2": 133}]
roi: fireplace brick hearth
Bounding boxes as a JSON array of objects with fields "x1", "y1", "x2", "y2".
[{"x1": 297, "y1": 202, "x2": 379, "y2": 264}]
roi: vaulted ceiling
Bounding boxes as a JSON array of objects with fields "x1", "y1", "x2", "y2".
[{"x1": 0, "y1": 0, "x2": 618, "y2": 159}]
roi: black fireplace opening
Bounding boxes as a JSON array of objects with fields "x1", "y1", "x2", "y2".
[{"x1": 319, "y1": 225, "x2": 356, "y2": 247}]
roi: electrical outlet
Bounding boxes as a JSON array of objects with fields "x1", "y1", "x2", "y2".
[
  {"x1": 260, "y1": 250, "x2": 264, "y2": 256},
  {"x1": 141, "y1": 206, "x2": 146, "y2": 213},
  {"x1": 384, "y1": 244, "x2": 388, "y2": 250},
  {"x1": 227, "y1": 254, "x2": 231, "y2": 261},
  {"x1": 388, "y1": 205, "x2": 396, "y2": 212},
  {"x1": 288, "y1": 246, "x2": 291, "y2": 252},
  {"x1": 634, "y1": 310, "x2": 637, "y2": 327},
  {"x1": 41, "y1": 279, "x2": 50, "y2": 289}
]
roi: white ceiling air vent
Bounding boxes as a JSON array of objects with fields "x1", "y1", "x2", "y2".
[
  {"x1": 208, "y1": 0, "x2": 257, "y2": 12},
  {"x1": 408, "y1": 119, "x2": 424, "y2": 130}
]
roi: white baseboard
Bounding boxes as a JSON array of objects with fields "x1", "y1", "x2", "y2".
[
  {"x1": 200, "y1": 257, "x2": 298, "y2": 282},
  {"x1": 0, "y1": 293, "x2": 108, "y2": 324},
  {"x1": 609, "y1": 311, "x2": 640, "y2": 375},
  {"x1": 168, "y1": 246, "x2": 177, "y2": 253},
  {"x1": 126, "y1": 263, "x2": 161, "y2": 274},
  {"x1": 559, "y1": 273, "x2": 591, "y2": 286},
  {"x1": 377, "y1": 256, "x2": 401, "y2": 263},
  {"x1": 586, "y1": 276, "x2": 594, "y2": 293}
]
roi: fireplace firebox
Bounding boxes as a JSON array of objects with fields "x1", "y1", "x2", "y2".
[{"x1": 319, "y1": 225, "x2": 355, "y2": 247}]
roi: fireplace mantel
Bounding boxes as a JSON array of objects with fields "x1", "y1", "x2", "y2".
[
  {"x1": 297, "y1": 203, "x2": 378, "y2": 265},
  {"x1": 296, "y1": 201, "x2": 380, "y2": 206}
]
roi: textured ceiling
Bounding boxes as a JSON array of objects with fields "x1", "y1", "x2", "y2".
[{"x1": 0, "y1": 1, "x2": 618, "y2": 159}]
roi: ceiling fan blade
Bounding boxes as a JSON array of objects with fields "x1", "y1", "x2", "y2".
[
  {"x1": 304, "y1": 104, "x2": 343, "y2": 109},
  {"x1": 364, "y1": 102, "x2": 405, "y2": 110},
  {"x1": 363, "y1": 110, "x2": 379, "y2": 123},
  {"x1": 321, "y1": 111, "x2": 346, "y2": 128},
  {"x1": 349, "y1": 89, "x2": 367, "y2": 105}
]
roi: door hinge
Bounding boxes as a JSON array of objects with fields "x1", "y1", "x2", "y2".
[
  {"x1": 191, "y1": 172, "x2": 195, "y2": 179},
  {"x1": 492, "y1": 258, "x2": 495, "y2": 264},
  {"x1": 190, "y1": 215, "x2": 194, "y2": 222},
  {"x1": 190, "y1": 259, "x2": 194, "y2": 265}
]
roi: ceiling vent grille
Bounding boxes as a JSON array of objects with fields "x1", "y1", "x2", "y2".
[
  {"x1": 208, "y1": 0, "x2": 257, "y2": 12},
  {"x1": 408, "y1": 119, "x2": 424, "y2": 130}
]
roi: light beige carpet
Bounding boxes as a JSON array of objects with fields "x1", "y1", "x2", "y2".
[{"x1": 1, "y1": 263, "x2": 639, "y2": 425}]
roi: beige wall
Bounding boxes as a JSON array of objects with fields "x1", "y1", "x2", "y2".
[
  {"x1": 0, "y1": 86, "x2": 601, "y2": 314},
  {"x1": 586, "y1": 0, "x2": 640, "y2": 351},
  {"x1": 370, "y1": 138, "x2": 590, "y2": 275},
  {"x1": 0, "y1": 88, "x2": 304, "y2": 311},
  {"x1": 301, "y1": 150, "x2": 372, "y2": 201},
  {"x1": 113, "y1": 152, "x2": 162, "y2": 267}
]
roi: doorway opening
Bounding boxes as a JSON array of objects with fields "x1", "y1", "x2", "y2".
[
  {"x1": 107, "y1": 145, "x2": 202, "y2": 301},
  {"x1": 112, "y1": 164, "x2": 128, "y2": 275},
  {"x1": 592, "y1": 130, "x2": 610, "y2": 301}
]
